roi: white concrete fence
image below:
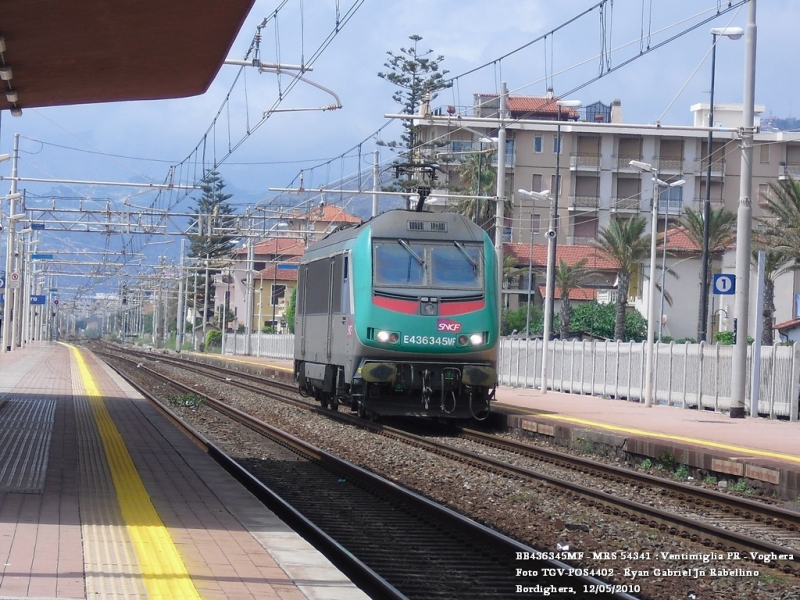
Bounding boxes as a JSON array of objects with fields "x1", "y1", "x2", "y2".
[
  {"x1": 218, "y1": 333, "x2": 800, "y2": 421},
  {"x1": 500, "y1": 338, "x2": 800, "y2": 421}
]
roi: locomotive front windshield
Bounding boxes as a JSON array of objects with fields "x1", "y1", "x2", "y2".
[{"x1": 373, "y1": 239, "x2": 483, "y2": 290}]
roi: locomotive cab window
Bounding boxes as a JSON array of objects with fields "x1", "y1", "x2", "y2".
[{"x1": 373, "y1": 239, "x2": 483, "y2": 290}]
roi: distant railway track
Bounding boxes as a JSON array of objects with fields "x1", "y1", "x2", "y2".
[{"x1": 97, "y1": 345, "x2": 635, "y2": 600}]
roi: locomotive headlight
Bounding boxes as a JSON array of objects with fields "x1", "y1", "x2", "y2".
[
  {"x1": 469, "y1": 333, "x2": 484, "y2": 346},
  {"x1": 376, "y1": 330, "x2": 400, "y2": 344}
]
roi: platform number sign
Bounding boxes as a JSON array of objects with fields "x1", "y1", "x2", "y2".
[{"x1": 712, "y1": 274, "x2": 736, "y2": 295}]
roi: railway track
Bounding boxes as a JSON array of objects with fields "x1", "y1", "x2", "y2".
[
  {"x1": 99, "y1": 347, "x2": 635, "y2": 599},
  {"x1": 94, "y1": 344, "x2": 800, "y2": 596},
  {"x1": 102, "y1": 345, "x2": 800, "y2": 568}
]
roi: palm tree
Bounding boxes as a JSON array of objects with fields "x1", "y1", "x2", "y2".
[
  {"x1": 591, "y1": 217, "x2": 651, "y2": 341},
  {"x1": 451, "y1": 151, "x2": 513, "y2": 241},
  {"x1": 453, "y1": 152, "x2": 496, "y2": 230},
  {"x1": 555, "y1": 258, "x2": 590, "y2": 339},
  {"x1": 749, "y1": 247, "x2": 797, "y2": 346},
  {"x1": 756, "y1": 176, "x2": 800, "y2": 261},
  {"x1": 680, "y1": 206, "x2": 736, "y2": 340},
  {"x1": 753, "y1": 179, "x2": 800, "y2": 345}
]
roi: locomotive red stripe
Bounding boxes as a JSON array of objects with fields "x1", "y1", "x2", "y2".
[
  {"x1": 373, "y1": 296, "x2": 485, "y2": 315},
  {"x1": 372, "y1": 296, "x2": 418, "y2": 313},
  {"x1": 439, "y1": 300, "x2": 485, "y2": 315}
]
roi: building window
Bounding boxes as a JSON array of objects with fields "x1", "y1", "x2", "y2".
[
  {"x1": 531, "y1": 214, "x2": 541, "y2": 234},
  {"x1": 531, "y1": 173, "x2": 543, "y2": 192},
  {"x1": 271, "y1": 284, "x2": 286, "y2": 306},
  {"x1": 758, "y1": 183, "x2": 771, "y2": 207},
  {"x1": 534, "y1": 136, "x2": 543, "y2": 153},
  {"x1": 550, "y1": 174, "x2": 562, "y2": 195},
  {"x1": 759, "y1": 143, "x2": 770, "y2": 163},
  {"x1": 553, "y1": 136, "x2": 562, "y2": 154}
]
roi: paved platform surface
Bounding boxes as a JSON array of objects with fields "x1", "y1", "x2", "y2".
[
  {"x1": 0, "y1": 343, "x2": 368, "y2": 600},
  {"x1": 195, "y1": 350, "x2": 800, "y2": 499}
]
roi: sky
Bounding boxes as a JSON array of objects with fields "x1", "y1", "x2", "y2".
[{"x1": 0, "y1": 0, "x2": 795, "y2": 297}]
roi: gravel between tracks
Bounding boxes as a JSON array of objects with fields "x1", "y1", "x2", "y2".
[{"x1": 126, "y1": 356, "x2": 800, "y2": 600}]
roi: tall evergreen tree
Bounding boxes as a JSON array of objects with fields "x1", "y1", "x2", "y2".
[
  {"x1": 378, "y1": 34, "x2": 451, "y2": 154},
  {"x1": 187, "y1": 170, "x2": 236, "y2": 324}
]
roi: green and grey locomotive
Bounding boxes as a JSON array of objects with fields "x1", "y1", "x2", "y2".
[{"x1": 294, "y1": 209, "x2": 499, "y2": 420}]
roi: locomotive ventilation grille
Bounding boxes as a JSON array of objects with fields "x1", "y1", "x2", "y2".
[{"x1": 407, "y1": 220, "x2": 447, "y2": 232}]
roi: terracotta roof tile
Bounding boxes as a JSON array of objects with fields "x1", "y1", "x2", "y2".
[
  {"x1": 290, "y1": 204, "x2": 361, "y2": 223},
  {"x1": 537, "y1": 284, "x2": 599, "y2": 301},
  {"x1": 774, "y1": 318, "x2": 800, "y2": 331},
  {"x1": 256, "y1": 264, "x2": 299, "y2": 282},
  {"x1": 503, "y1": 242, "x2": 618, "y2": 270},
  {"x1": 507, "y1": 96, "x2": 580, "y2": 119}
]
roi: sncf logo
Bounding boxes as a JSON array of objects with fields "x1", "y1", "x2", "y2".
[{"x1": 437, "y1": 319, "x2": 462, "y2": 332}]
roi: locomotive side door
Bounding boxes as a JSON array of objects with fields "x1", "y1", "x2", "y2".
[{"x1": 326, "y1": 253, "x2": 348, "y2": 363}]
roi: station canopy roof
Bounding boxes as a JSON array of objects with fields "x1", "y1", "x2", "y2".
[{"x1": 0, "y1": 0, "x2": 255, "y2": 112}]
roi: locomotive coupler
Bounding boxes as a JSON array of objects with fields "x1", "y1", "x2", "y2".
[{"x1": 421, "y1": 369, "x2": 433, "y2": 409}]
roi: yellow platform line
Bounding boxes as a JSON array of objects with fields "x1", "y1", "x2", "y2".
[
  {"x1": 69, "y1": 345, "x2": 201, "y2": 599},
  {"x1": 521, "y1": 409, "x2": 800, "y2": 466}
]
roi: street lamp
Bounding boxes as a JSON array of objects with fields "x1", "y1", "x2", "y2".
[
  {"x1": 518, "y1": 189, "x2": 550, "y2": 341},
  {"x1": 658, "y1": 179, "x2": 686, "y2": 341},
  {"x1": 699, "y1": 26, "x2": 743, "y2": 342},
  {"x1": 630, "y1": 160, "x2": 684, "y2": 407},
  {"x1": 544, "y1": 99, "x2": 582, "y2": 337}
]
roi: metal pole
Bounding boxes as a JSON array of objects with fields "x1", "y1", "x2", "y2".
[
  {"x1": 245, "y1": 239, "x2": 254, "y2": 355},
  {"x1": 750, "y1": 251, "x2": 765, "y2": 417},
  {"x1": 3, "y1": 134, "x2": 19, "y2": 352},
  {"x1": 659, "y1": 203, "x2": 669, "y2": 341},
  {"x1": 495, "y1": 82, "x2": 508, "y2": 316},
  {"x1": 372, "y1": 149, "x2": 380, "y2": 217},
  {"x1": 176, "y1": 239, "x2": 186, "y2": 352},
  {"x1": 525, "y1": 208, "x2": 534, "y2": 339},
  {"x1": 699, "y1": 35, "x2": 718, "y2": 343},
  {"x1": 546, "y1": 109, "x2": 563, "y2": 336},
  {"x1": 731, "y1": 0, "x2": 757, "y2": 419},
  {"x1": 644, "y1": 176, "x2": 659, "y2": 408}
]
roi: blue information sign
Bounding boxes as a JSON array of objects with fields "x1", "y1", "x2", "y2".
[
  {"x1": 30, "y1": 295, "x2": 46, "y2": 305},
  {"x1": 712, "y1": 274, "x2": 736, "y2": 295},
  {"x1": 31, "y1": 253, "x2": 54, "y2": 260},
  {"x1": 30, "y1": 223, "x2": 45, "y2": 230}
]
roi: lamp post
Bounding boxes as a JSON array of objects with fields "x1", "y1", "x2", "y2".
[
  {"x1": 657, "y1": 179, "x2": 686, "y2": 341},
  {"x1": 630, "y1": 160, "x2": 684, "y2": 407},
  {"x1": 699, "y1": 26, "x2": 744, "y2": 342},
  {"x1": 545, "y1": 99, "x2": 582, "y2": 337},
  {"x1": 731, "y1": 1, "x2": 757, "y2": 419},
  {"x1": 518, "y1": 189, "x2": 551, "y2": 342}
]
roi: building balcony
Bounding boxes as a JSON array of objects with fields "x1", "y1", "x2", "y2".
[
  {"x1": 653, "y1": 156, "x2": 683, "y2": 173},
  {"x1": 692, "y1": 196, "x2": 725, "y2": 208},
  {"x1": 611, "y1": 197, "x2": 641, "y2": 212},
  {"x1": 657, "y1": 198, "x2": 683, "y2": 215},
  {"x1": 698, "y1": 158, "x2": 726, "y2": 178},
  {"x1": 567, "y1": 235, "x2": 597, "y2": 246},
  {"x1": 614, "y1": 155, "x2": 643, "y2": 171},
  {"x1": 780, "y1": 162, "x2": 800, "y2": 179},
  {"x1": 569, "y1": 153, "x2": 601, "y2": 171},
  {"x1": 568, "y1": 196, "x2": 599, "y2": 211}
]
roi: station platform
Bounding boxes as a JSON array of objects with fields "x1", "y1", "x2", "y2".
[
  {"x1": 0, "y1": 342, "x2": 368, "y2": 600},
  {"x1": 193, "y1": 351, "x2": 800, "y2": 501}
]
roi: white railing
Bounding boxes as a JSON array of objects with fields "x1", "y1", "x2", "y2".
[
  {"x1": 222, "y1": 332, "x2": 294, "y2": 360},
  {"x1": 216, "y1": 333, "x2": 800, "y2": 421},
  {"x1": 499, "y1": 338, "x2": 800, "y2": 420}
]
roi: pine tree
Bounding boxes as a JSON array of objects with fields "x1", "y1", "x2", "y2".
[{"x1": 187, "y1": 170, "x2": 236, "y2": 324}]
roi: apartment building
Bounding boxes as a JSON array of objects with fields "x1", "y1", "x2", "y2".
[{"x1": 418, "y1": 94, "x2": 800, "y2": 340}]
